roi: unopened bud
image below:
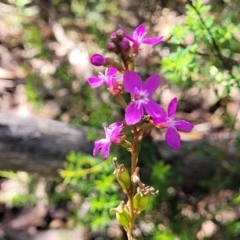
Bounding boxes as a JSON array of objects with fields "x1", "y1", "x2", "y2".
[
  {"x1": 113, "y1": 158, "x2": 131, "y2": 191},
  {"x1": 106, "y1": 42, "x2": 119, "y2": 53},
  {"x1": 133, "y1": 192, "x2": 149, "y2": 212},
  {"x1": 90, "y1": 54, "x2": 106, "y2": 66},
  {"x1": 115, "y1": 29, "x2": 125, "y2": 40},
  {"x1": 119, "y1": 39, "x2": 130, "y2": 52},
  {"x1": 111, "y1": 201, "x2": 130, "y2": 227},
  {"x1": 127, "y1": 61, "x2": 134, "y2": 71},
  {"x1": 121, "y1": 140, "x2": 132, "y2": 152},
  {"x1": 110, "y1": 33, "x2": 120, "y2": 44}
]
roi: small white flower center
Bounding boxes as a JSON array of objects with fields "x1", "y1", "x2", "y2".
[
  {"x1": 165, "y1": 116, "x2": 178, "y2": 128},
  {"x1": 133, "y1": 31, "x2": 146, "y2": 43},
  {"x1": 135, "y1": 88, "x2": 149, "y2": 109},
  {"x1": 98, "y1": 72, "x2": 105, "y2": 80}
]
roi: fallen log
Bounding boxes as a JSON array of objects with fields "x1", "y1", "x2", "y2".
[
  {"x1": 0, "y1": 111, "x2": 239, "y2": 189},
  {"x1": 0, "y1": 112, "x2": 94, "y2": 176}
]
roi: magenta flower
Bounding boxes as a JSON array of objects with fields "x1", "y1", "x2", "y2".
[
  {"x1": 88, "y1": 67, "x2": 121, "y2": 90},
  {"x1": 123, "y1": 24, "x2": 163, "y2": 52},
  {"x1": 152, "y1": 98, "x2": 194, "y2": 148},
  {"x1": 93, "y1": 122, "x2": 123, "y2": 159},
  {"x1": 124, "y1": 71, "x2": 163, "y2": 125}
]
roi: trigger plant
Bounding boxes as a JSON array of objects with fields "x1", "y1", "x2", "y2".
[{"x1": 88, "y1": 23, "x2": 194, "y2": 239}]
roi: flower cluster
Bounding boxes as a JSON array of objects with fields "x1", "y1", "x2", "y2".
[{"x1": 88, "y1": 24, "x2": 193, "y2": 158}]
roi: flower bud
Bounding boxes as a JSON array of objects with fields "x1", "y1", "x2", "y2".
[
  {"x1": 119, "y1": 39, "x2": 130, "y2": 52},
  {"x1": 115, "y1": 29, "x2": 125, "y2": 40},
  {"x1": 90, "y1": 54, "x2": 106, "y2": 66},
  {"x1": 110, "y1": 33, "x2": 120, "y2": 44},
  {"x1": 111, "y1": 201, "x2": 130, "y2": 227},
  {"x1": 127, "y1": 61, "x2": 134, "y2": 71},
  {"x1": 113, "y1": 158, "x2": 131, "y2": 191},
  {"x1": 106, "y1": 42, "x2": 119, "y2": 53},
  {"x1": 133, "y1": 192, "x2": 149, "y2": 212},
  {"x1": 121, "y1": 140, "x2": 132, "y2": 152}
]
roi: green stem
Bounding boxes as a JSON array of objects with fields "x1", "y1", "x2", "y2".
[{"x1": 127, "y1": 124, "x2": 141, "y2": 239}]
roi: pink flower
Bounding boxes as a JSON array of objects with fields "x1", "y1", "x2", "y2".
[
  {"x1": 88, "y1": 67, "x2": 121, "y2": 90},
  {"x1": 93, "y1": 122, "x2": 123, "y2": 159},
  {"x1": 123, "y1": 24, "x2": 163, "y2": 53},
  {"x1": 152, "y1": 98, "x2": 194, "y2": 148},
  {"x1": 124, "y1": 71, "x2": 163, "y2": 125}
]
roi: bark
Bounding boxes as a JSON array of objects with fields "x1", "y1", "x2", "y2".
[{"x1": 0, "y1": 112, "x2": 94, "y2": 176}]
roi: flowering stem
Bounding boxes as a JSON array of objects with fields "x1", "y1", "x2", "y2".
[
  {"x1": 127, "y1": 190, "x2": 136, "y2": 238},
  {"x1": 113, "y1": 94, "x2": 127, "y2": 109},
  {"x1": 131, "y1": 126, "x2": 140, "y2": 174},
  {"x1": 88, "y1": 23, "x2": 194, "y2": 240},
  {"x1": 126, "y1": 124, "x2": 141, "y2": 239}
]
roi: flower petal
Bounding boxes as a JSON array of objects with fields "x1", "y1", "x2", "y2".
[
  {"x1": 93, "y1": 139, "x2": 111, "y2": 159},
  {"x1": 100, "y1": 141, "x2": 111, "y2": 159},
  {"x1": 107, "y1": 67, "x2": 118, "y2": 76},
  {"x1": 168, "y1": 98, "x2": 178, "y2": 117},
  {"x1": 144, "y1": 99, "x2": 163, "y2": 118},
  {"x1": 165, "y1": 127, "x2": 181, "y2": 148},
  {"x1": 133, "y1": 24, "x2": 146, "y2": 43},
  {"x1": 142, "y1": 36, "x2": 164, "y2": 45},
  {"x1": 93, "y1": 140, "x2": 101, "y2": 156},
  {"x1": 125, "y1": 102, "x2": 144, "y2": 125},
  {"x1": 93, "y1": 139, "x2": 104, "y2": 156},
  {"x1": 124, "y1": 71, "x2": 142, "y2": 94},
  {"x1": 88, "y1": 77, "x2": 104, "y2": 88},
  {"x1": 143, "y1": 74, "x2": 160, "y2": 95},
  {"x1": 124, "y1": 33, "x2": 136, "y2": 43},
  {"x1": 152, "y1": 109, "x2": 167, "y2": 124},
  {"x1": 105, "y1": 122, "x2": 123, "y2": 141},
  {"x1": 175, "y1": 120, "x2": 194, "y2": 132}
]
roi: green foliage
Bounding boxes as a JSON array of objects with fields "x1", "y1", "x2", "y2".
[
  {"x1": 152, "y1": 230, "x2": 177, "y2": 240},
  {"x1": 25, "y1": 72, "x2": 43, "y2": 107},
  {"x1": 0, "y1": 171, "x2": 36, "y2": 207},
  {"x1": 151, "y1": 161, "x2": 175, "y2": 201},
  {"x1": 61, "y1": 151, "x2": 120, "y2": 230},
  {"x1": 161, "y1": 0, "x2": 240, "y2": 94},
  {"x1": 225, "y1": 222, "x2": 240, "y2": 239},
  {"x1": 23, "y1": 25, "x2": 44, "y2": 54},
  {"x1": 10, "y1": 193, "x2": 36, "y2": 208},
  {"x1": 218, "y1": 193, "x2": 240, "y2": 239},
  {"x1": 61, "y1": 150, "x2": 177, "y2": 234},
  {"x1": 161, "y1": 45, "x2": 199, "y2": 86},
  {"x1": 13, "y1": 0, "x2": 39, "y2": 21}
]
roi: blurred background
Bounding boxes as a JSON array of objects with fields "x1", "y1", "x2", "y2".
[{"x1": 0, "y1": 0, "x2": 240, "y2": 239}]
